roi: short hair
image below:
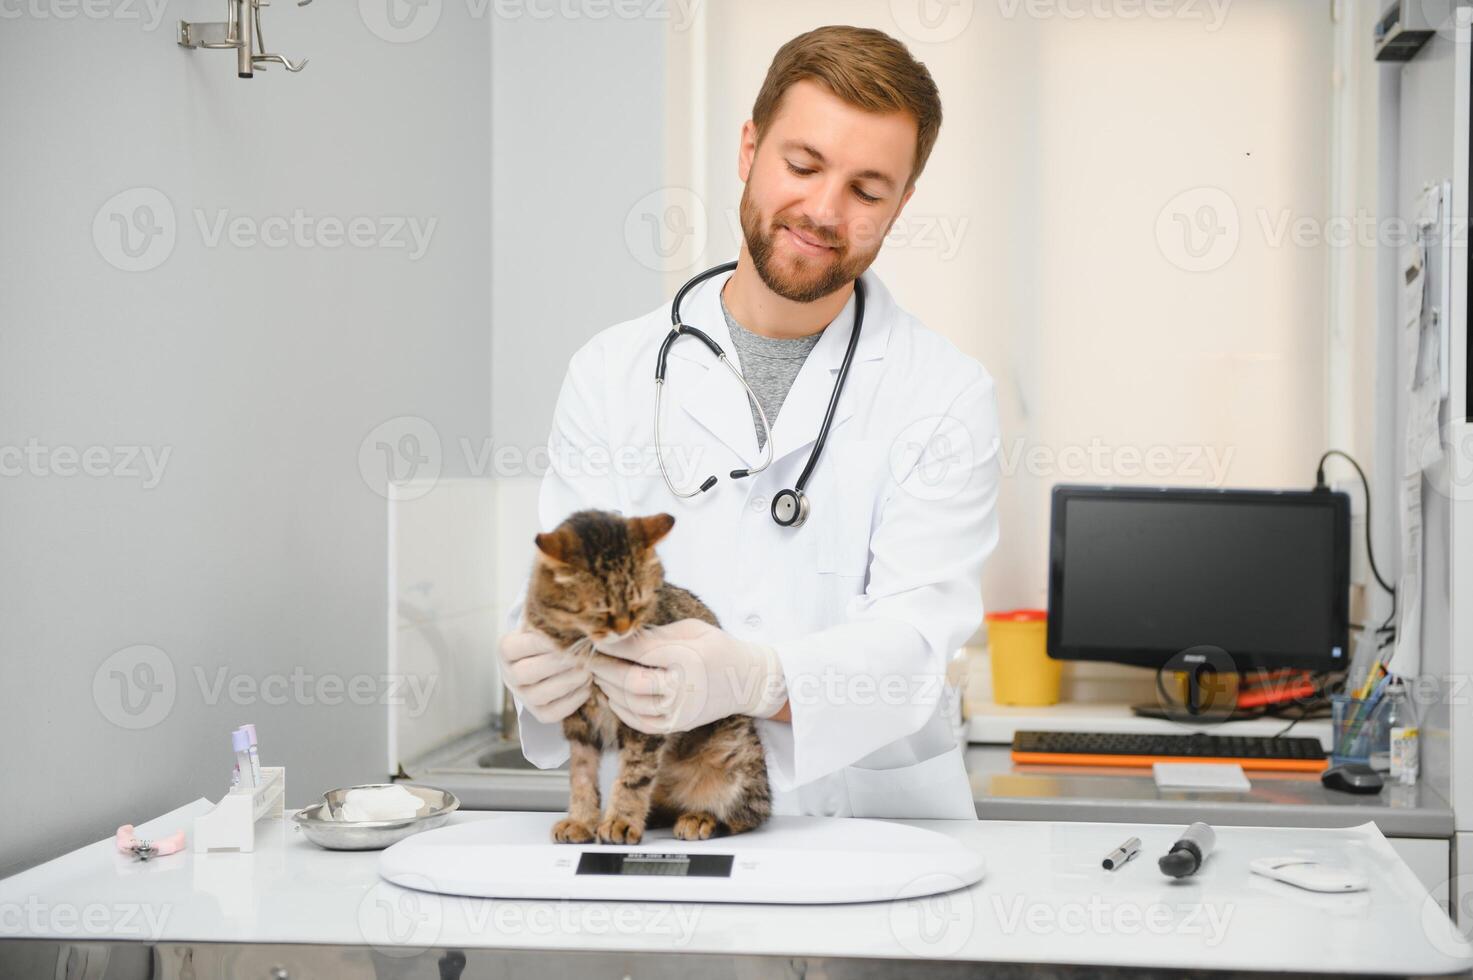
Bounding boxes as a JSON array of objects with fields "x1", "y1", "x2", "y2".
[{"x1": 751, "y1": 25, "x2": 943, "y2": 189}]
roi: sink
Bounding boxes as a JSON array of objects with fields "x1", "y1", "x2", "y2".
[{"x1": 476, "y1": 744, "x2": 563, "y2": 771}]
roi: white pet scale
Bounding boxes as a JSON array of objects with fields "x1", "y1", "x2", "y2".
[{"x1": 379, "y1": 812, "x2": 985, "y2": 904}]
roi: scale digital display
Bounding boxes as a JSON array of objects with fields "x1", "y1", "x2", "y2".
[{"x1": 575, "y1": 852, "x2": 734, "y2": 878}]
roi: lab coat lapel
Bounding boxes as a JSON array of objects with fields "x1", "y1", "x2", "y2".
[
  {"x1": 669, "y1": 271, "x2": 763, "y2": 468},
  {"x1": 667, "y1": 267, "x2": 893, "y2": 469},
  {"x1": 766, "y1": 269, "x2": 890, "y2": 464}
]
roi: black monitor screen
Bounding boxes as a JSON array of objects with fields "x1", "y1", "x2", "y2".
[{"x1": 1047, "y1": 486, "x2": 1350, "y2": 671}]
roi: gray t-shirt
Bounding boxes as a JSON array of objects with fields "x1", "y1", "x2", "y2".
[{"x1": 720, "y1": 292, "x2": 823, "y2": 449}]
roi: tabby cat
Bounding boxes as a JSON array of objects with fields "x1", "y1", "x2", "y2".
[{"x1": 524, "y1": 509, "x2": 771, "y2": 844}]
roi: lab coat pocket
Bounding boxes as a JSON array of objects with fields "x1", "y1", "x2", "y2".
[
  {"x1": 814, "y1": 441, "x2": 881, "y2": 576},
  {"x1": 841, "y1": 743, "x2": 977, "y2": 820}
]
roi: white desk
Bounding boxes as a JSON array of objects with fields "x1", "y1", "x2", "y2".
[{"x1": 1, "y1": 798, "x2": 1469, "y2": 978}]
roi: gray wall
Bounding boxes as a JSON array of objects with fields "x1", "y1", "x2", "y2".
[
  {"x1": 490, "y1": 16, "x2": 668, "y2": 455},
  {"x1": 0, "y1": 0, "x2": 492, "y2": 877}
]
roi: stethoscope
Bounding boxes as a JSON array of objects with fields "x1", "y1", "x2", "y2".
[{"x1": 654, "y1": 260, "x2": 865, "y2": 528}]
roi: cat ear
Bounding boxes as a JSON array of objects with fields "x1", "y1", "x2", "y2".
[
  {"x1": 629, "y1": 513, "x2": 675, "y2": 549},
  {"x1": 534, "y1": 528, "x2": 578, "y2": 565}
]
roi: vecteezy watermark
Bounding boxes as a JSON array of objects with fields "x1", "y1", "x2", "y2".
[
  {"x1": 92, "y1": 188, "x2": 438, "y2": 271},
  {"x1": 358, "y1": 875, "x2": 444, "y2": 958},
  {"x1": 1421, "y1": 874, "x2": 1473, "y2": 959},
  {"x1": 466, "y1": 899, "x2": 702, "y2": 944},
  {"x1": 93, "y1": 187, "x2": 177, "y2": 273},
  {"x1": 786, "y1": 667, "x2": 953, "y2": 711},
  {"x1": 715, "y1": 207, "x2": 971, "y2": 263},
  {"x1": 0, "y1": 0, "x2": 170, "y2": 30},
  {"x1": 1158, "y1": 189, "x2": 1472, "y2": 273},
  {"x1": 359, "y1": 0, "x2": 442, "y2": 44},
  {"x1": 1421, "y1": 419, "x2": 1473, "y2": 504},
  {"x1": 193, "y1": 666, "x2": 439, "y2": 717},
  {"x1": 356, "y1": 416, "x2": 711, "y2": 500},
  {"x1": 359, "y1": 0, "x2": 702, "y2": 44},
  {"x1": 93, "y1": 645, "x2": 178, "y2": 730},
  {"x1": 1155, "y1": 186, "x2": 1241, "y2": 273},
  {"x1": 889, "y1": 873, "x2": 982, "y2": 957},
  {"x1": 0, "y1": 898, "x2": 174, "y2": 938},
  {"x1": 996, "y1": 0, "x2": 1231, "y2": 30},
  {"x1": 989, "y1": 894, "x2": 1235, "y2": 945},
  {"x1": 359, "y1": 416, "x2": 443, "y2": 502},
  {"x1": 889, "y1": 0, "x2": 976, "y2": 44},
  {"x1": 889, "y1": 415, "x2": 978, "y2": 502},
  {"x1": 193, "y1": 209, "x2": 437, "y2": 260},
  {"x1": 998, "y1": 437, "x2": 1236, "y2": 485},
  {"x1": 0, "y1": 440, "x2": 172, "y2": 488},
  {"x1": 92, "y1": 644, "x2": 441, "y2": 729},
  {"x1": 625, "y1": 186, "x2": 708, "y2": 273}
]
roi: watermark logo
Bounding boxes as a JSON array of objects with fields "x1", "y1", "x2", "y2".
[
  {"x1": 624, "y1": 187, "x2": 707, "y2": 273},
  {"x1": 889, "y1": 873, "x2": 979, "y2": 957},
  {"x1": 1153, "y1": 645, "x2": 1239, "y2": 723},
  {"x1": 996, "y1": 0, "x2": 1231, "y2": 31},
  {"x1": 360, "y1": 0, "x2": 441, "y2": 42},
  {"x1": 193, "y1": 209, "x2": 437, "y2": 259},
  {"x1": 997, "y1": 437, "x2": 1235, "y2": 484},
  {"x1": 1155, "y1": 186, "x2": 1240, "y2": 272},
  {"x1": 889, "y1": 414, "x2": 976, "y2": 501},
  {"x1": 93, "y1": 645, "x2": 177, "y2": 730},
  {"x1": 1424, "y1": 419, "x2": 1473, "y2": 503},
  {"x1": 359, "y1": 416, "x2": 443, "y2": 500},
  {"x1": 0, "y1": 440, "x2": 172, "y2": 488},
  {"x1": 0, "y1": 898, "x2": 173, "y2": 938},
  {"x1": 93, "y1": 187, "x2": 176, "y2": 272},
  {"x1": 1421, "y1": 874, "x2": 1473, "y2": 958},
  {"x1": 0, "y1": 0, "x2": 171, "y2": 30},
  {"x1": 990, "y1": 894, "x2": 1234, "y2": 944},
  {"x1": 358, "y1": 875, "x2": 444, "y2": 957},
  {"x1": 890, "y1": 0, "x2": 975, "y2": 43}
]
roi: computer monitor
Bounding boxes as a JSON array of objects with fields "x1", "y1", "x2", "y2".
[{"x1": 1047, "y1": 484, "x2": 1351, "y2": 675}]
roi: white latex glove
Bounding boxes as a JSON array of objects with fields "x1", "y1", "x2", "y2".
[
  {"x1": 499, "y1": 626, "x2": 593, "y2": 724},
  {"x1": 589, "y1": 619, "x2": 788, "y2": 734}
]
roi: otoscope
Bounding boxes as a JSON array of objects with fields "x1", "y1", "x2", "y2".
[{"x1": 1159, "y1": 822, "x2": 1216, "y2": 878}]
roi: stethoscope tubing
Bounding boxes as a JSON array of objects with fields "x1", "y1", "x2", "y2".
[{"x1": 653, "y1": 259, "x2": 864, "y2": 523}]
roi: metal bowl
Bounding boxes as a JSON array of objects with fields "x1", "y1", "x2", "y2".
[{"x1": 292, "y1": 784, "x2": 459, "y2": 851}]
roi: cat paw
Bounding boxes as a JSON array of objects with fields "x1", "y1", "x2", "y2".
[
  {"x1": 672, "y1": 812, "x2": 719, "y2": 841},
  {"x1": 552, "y1": 818, "x2": 595, "y2": 843},
  {"x1": 595, "y1": 816, "x2": 644, "y2": 844}
]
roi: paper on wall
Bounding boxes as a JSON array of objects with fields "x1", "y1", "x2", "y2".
[{"x1": 1387, "y1": 192, "x2": 1447, "y2": 679}]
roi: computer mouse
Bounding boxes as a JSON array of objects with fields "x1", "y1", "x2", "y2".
[{"x1": 1321, "y1": 763, "x2": 1384, "y2": 794}]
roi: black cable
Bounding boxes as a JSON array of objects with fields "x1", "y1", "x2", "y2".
[
  {"x1": 1270, "y1": 671, "x2": 1337, "y2": 738},
  {"x1": 1314, "y1": 449, "x2": 1397, "y2": 635}
]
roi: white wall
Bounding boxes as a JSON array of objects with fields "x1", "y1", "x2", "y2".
[{"x1": 669, "y1": 1, "x2": 1338, "y2": 673}]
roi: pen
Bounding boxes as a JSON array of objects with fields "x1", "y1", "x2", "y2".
[{"x1": 1102, "y1": 836, "x2": 1141, "y2": 870}]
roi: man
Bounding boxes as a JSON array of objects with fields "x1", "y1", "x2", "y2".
[{"x1": 500, "y1": 25, "x2": 1001, "y2": 819}]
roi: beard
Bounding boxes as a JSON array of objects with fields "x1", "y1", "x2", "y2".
[{"x1": 738, "y1": 183, "x2": 881, "y2": 304}]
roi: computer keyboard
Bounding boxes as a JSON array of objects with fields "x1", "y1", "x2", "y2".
[{"x1": 1011, "y1": 730, "x2": 1328, "y2": 772}]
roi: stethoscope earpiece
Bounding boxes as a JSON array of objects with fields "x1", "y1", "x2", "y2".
[
  {"x1": 654, "y1": 260, "x2": 864, "y2": 529},
  {"x1": 770, "y1": 488, "x2": 809, "y2": 528}
]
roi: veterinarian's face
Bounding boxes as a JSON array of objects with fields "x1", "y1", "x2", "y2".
[{"x1": 737, "y1": 79, "x2": 917, "y2": 303}]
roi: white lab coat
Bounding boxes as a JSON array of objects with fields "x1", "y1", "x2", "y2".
[{"x1": 505, "y1": 266, "x2": 1001, "y2": 820}]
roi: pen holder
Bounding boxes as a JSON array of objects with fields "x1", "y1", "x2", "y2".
[
  {"x1": 193, "y1": 767, "x2": 285, "y2": 853},
  {"x1": 1330, "y1": 696, "x2": 1390, "y2": 768}
]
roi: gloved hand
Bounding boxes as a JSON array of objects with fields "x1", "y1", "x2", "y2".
[
  {"x1": 589, "y1": 619, "x2": 788, "y2": 735},
  {"x1": 498, "y1": 626, "x2": 593, "y2": 724}
]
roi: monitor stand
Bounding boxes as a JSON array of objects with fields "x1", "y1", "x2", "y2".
[{"x1": 1130, "y1": 666, "x2": 1319, "y2": 723}]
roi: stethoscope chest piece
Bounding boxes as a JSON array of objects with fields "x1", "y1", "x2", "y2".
[{"x1": 770, "y1": 488, "x2": 809, "y2": 528}]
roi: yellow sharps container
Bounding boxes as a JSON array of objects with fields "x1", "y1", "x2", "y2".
[{"x1": 986, "y1": 609, "x2": 1061, "y2": 706}]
